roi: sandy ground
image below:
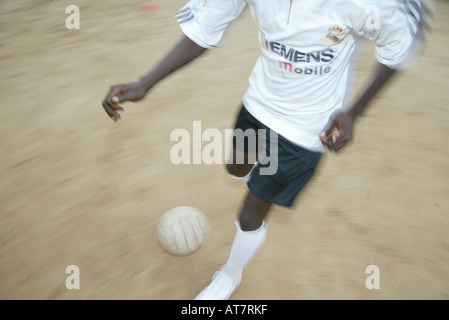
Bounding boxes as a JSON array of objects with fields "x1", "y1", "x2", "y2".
[{"x1": 0, "y1": 0, "x2": 448, "y2": 300}]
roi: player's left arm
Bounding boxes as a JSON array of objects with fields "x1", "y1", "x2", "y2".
[
  {"x1": 320, "y1": 62, "x2": 396, "y2": 152},
  {"x1": 320, "y1": 0, "x2": 434, "y2": 152}
]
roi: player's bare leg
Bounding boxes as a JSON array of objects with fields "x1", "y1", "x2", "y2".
[
  {"x1": 227, "y1": 149, "x2": 271, "y2": 229},
  {"x1": 195, "y1": 154, "x2": 271, "y2": 300},
  {"x1": 238, "y1": 189, "x2": 272, "y2": 231}
]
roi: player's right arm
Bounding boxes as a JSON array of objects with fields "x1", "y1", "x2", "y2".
[
  {"x1": 102, "y1": 0, "x2": 247, "y2": 121},
  {"x1": 102, "y1": 36, "x2": 207, "y2": 121}
]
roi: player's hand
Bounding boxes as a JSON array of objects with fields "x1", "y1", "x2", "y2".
[
  {"x1": 102, "y1": 82, "x2": 147, "y2": 121},
  {"x1": 320, "y1": 110, "x2": 355, "y2": 152}
]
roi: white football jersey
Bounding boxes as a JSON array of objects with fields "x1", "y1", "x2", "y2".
[{"x1": 177, "y1": 0, "x2": 431, "y2": 152}]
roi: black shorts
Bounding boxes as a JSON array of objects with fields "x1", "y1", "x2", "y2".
[{"x1": 232, "y1": 105, "x2": 322, "y2": 207}]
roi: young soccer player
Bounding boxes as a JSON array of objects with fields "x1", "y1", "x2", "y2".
[{"x1": 102, "y1": 0, "x2": 433, "y2": 299}]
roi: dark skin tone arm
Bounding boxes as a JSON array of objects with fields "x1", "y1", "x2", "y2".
[
  {"x1": 102, "y1": 36, "x2": 396, "y2": 154},
  {"x1": 320, "y1": 62, "x2": 397, "y2": 152},
  {"x1": 102, "y1": 36, "x2": 207, "y2": 121}
]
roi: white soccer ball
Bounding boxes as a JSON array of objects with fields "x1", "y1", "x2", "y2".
[{"x1": 157, "y1": 206, "x2": 210, "y2": 256}]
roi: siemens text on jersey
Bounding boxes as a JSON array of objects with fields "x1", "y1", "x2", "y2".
[{"x1": 263, "y1": 40, "x2": 335, "y2": 64}]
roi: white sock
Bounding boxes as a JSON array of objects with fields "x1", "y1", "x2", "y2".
[
  {"x1": 223, "y1": 220, "x2": 267, "y2": 274},
  {"x1": 232, "y1": 161, "x2": 259, "y2": 183}
]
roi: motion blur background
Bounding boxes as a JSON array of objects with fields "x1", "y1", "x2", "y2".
[{"x1": 0, "y1": 0, "x2": 448, "y2": 299}]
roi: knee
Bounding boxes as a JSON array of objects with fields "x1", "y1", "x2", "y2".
[
  {"x1": 238, "y1": 214, "x2": 264, "y2": 231},
  {"x1": 238, "y1": 191, "x2": 272, "y2": 231}
]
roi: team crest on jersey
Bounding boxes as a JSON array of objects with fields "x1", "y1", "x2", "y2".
[{"x1": 324, "y1": 25, "x2": 347, "y2": 46}]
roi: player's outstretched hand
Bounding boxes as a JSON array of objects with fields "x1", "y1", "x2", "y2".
[
  {"x1": 102, "y1": 82, "x2": 146, "y2": 121},
  {"x1": 320, "y1": 110, "x2": 355, "y2": 152}
]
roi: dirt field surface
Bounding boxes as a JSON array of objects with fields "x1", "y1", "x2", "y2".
[{"x1": 1, "y1": 0, "x2": 448, "y2": 300}]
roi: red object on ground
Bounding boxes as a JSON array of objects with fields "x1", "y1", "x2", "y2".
[{"x1": 140, "y1": 4, "x2": 162, "y2": 11}]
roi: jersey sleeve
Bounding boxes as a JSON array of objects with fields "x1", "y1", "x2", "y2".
[
  {"x1": 354, "y1": 0, "x2": 434, "y2": 70},
  {"x1": 176, "y1": 0, "x2": 248, "y2": 49}
]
